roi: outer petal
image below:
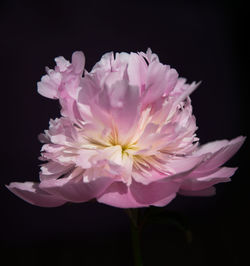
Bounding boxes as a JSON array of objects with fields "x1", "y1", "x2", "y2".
[
  {"x1": 97, "y1": 182, "x2": 147, "y2": 208},
  {"x1": 38, "y1": 51, "x2": 85, "y2": 124},
  {"x1": 39, "y1": 176, "x2": 113, "y2": 203},
  {"x1": 37, "y1": 70, "x2": 61, "y2": 99},
  {"x1": 151, "y1": 193, "x2": 177, "y2": 207},
  {"x1": 130, "y1": 179, "x2": 180, "y2": 205},
  {"x1": 180, "y1": 167, "x2": 237, "y2": 191},
  {"x1": 167, "y1": 155, "x2": 209, "y2": 175},
  {"x1": 6, "y1": 182, "x2": 66, "y2": 207},
  {"x1": 55, "y1": 56, "x2": 70, "y2": 72},
  {"x1": 192, "y1": 136, "x2": 246, "y2": 172}
]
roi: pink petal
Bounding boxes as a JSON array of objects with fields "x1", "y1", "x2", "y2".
[
  {"x1": 194, "y1": 139, "x2": 230, "y2": 156},
  {"x1": 132, "y1": 168, "x2": 167, "y2": 185},
  {"x1": 170, "y1": 77, "x2": 187, "y2": 96},
  {"x1": 127, "y1": 52, "x2": 147, "y2": 89},
  {"x1": 143, "y1": 61, "x2": 178, "y2": 106},
  {"x1": 130, "y1": 179, "x2": 180, "y2": 205},
  {"x1": 92, "y1": 52, "x2": 114, "y2": 73},
  {"x1": 75, "y1": 150, "x2": 98, "y2": 169},
  {"x1": 174, "y1": 81, "x2": 200, "y2": 104},
  {"x1": 37, "y1": 71, "x2": 61, "y2": 99},
  {"x1": 55, "y1": 56, "x2": 70, "y2": 72},
  {"x1": 39, "y1": 161, "x2": 73, "y2": 181},
  {"x1": 167, "y1": 155, "x2": 209, "y2": 175},
  {"x1": 194, "y1": 136, "x2": 246, "y2": 172},
  {"x1": 152, "y1": 193, "x2": 177, "y2": 207},
  {"x1": 39, "y1": 176, "x2": 113, "y2": 203},
  {"x1": 72, "y1": 51, "x2": 85, "y2": 74},
  {"x1": 97, "y1": 182, "x2": 146, "y2": 208},
  {"x1": 139, "y1": 48, "x2": 160, "y2": 63},
  {"x1": 99, "y1": 79, "x2": 141, "y2": 135},
  {"x1": 132, "y1": 154, "x2": 209, "y2": 186},
  {"x1": 6, "y1": 182, "x2": 66, "y2": 207},
  {"x1": 44, "y1": 117, "x2": 78, "y2": 145},
  {"x1": 180, "y1": 167, "x2": 237, "y2": 191}
]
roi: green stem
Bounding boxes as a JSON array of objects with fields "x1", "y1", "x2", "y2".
[{"x1": 126, "y1": 209, "x2": 144, "y2": 266}]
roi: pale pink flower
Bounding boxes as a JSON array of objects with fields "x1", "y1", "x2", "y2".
[{"x1": 7, "y1": 49, "x2": 245, "y2": 208}]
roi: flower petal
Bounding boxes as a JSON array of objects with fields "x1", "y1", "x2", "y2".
[
  {"x1": 39, "y1": 175, "x2": 113, "y2": 203},
  {"x1": 97, "y1": 182, "x2": 146, "y2": 208},
  {"x1": 37, "y1": 70, "x2": 61, "y2": 99},
  {"x1": 39, "y1": 161, "x2": 73, "y2": 181},
  {"x1": 130, "y1": 179, "x2": 180, "y2": 205},
  {"x1": 6, "y1": 182, "x2": 66, "y2": 207},
  {"x1": 151, "y1": 193, "x2": 177, "y2": 207},
  {"x1": 127, "y1": 52, "x2": 147, "y2": 89},
  {"x1": 72, "y1": 51, "x2": 85, "y2": 74},
  {"x1": 99, "y1": 79, "x2": 141, "y2": 135},
  {"x1": 180, "y1": 167, "x2": 237, "y2": 191},
  {"x1": 193, "y1": 136, "x2": 246, "y2": 172},
  {"x1": 167, "y1": 154, "x2": 209, "y2": 175},
  {"x1": 143, "y1": 61, "x2": 178, "y2": 106}
]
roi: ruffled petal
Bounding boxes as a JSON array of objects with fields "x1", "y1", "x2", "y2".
[
  {"x1": 37, "y1": 70, "x2": 61, "y2": 99},
  {"x1": 39, "y1": 161, "x2": 73, "y2": 181},
  {"x1": 142, "y1": 61, "x2": 178, "y2": 106}
]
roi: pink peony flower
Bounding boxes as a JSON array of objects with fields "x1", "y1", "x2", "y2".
[{"x1": 7, "y1": 49, "x2": 245, "y2": 208}]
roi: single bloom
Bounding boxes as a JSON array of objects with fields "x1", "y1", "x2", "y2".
[{"x1": 7, "y1": 49, "x2": 245, "y2": 208}]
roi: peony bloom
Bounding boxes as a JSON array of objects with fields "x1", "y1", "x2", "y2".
[{"x1": 7, "y1": 49, "x2": 245, "y2": 208}]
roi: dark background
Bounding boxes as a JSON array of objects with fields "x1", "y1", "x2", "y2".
[{"x1": 0, "y1": 0, "x2": 248, "y2": 265}]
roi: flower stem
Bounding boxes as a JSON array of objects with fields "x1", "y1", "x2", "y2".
[{"x1": 126, "y1": 209, "x2": 144, "y2": 266}]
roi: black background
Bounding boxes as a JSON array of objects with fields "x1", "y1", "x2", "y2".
[{"x1": 0, "y1": 0, "x2": 248, "y2": 265}]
